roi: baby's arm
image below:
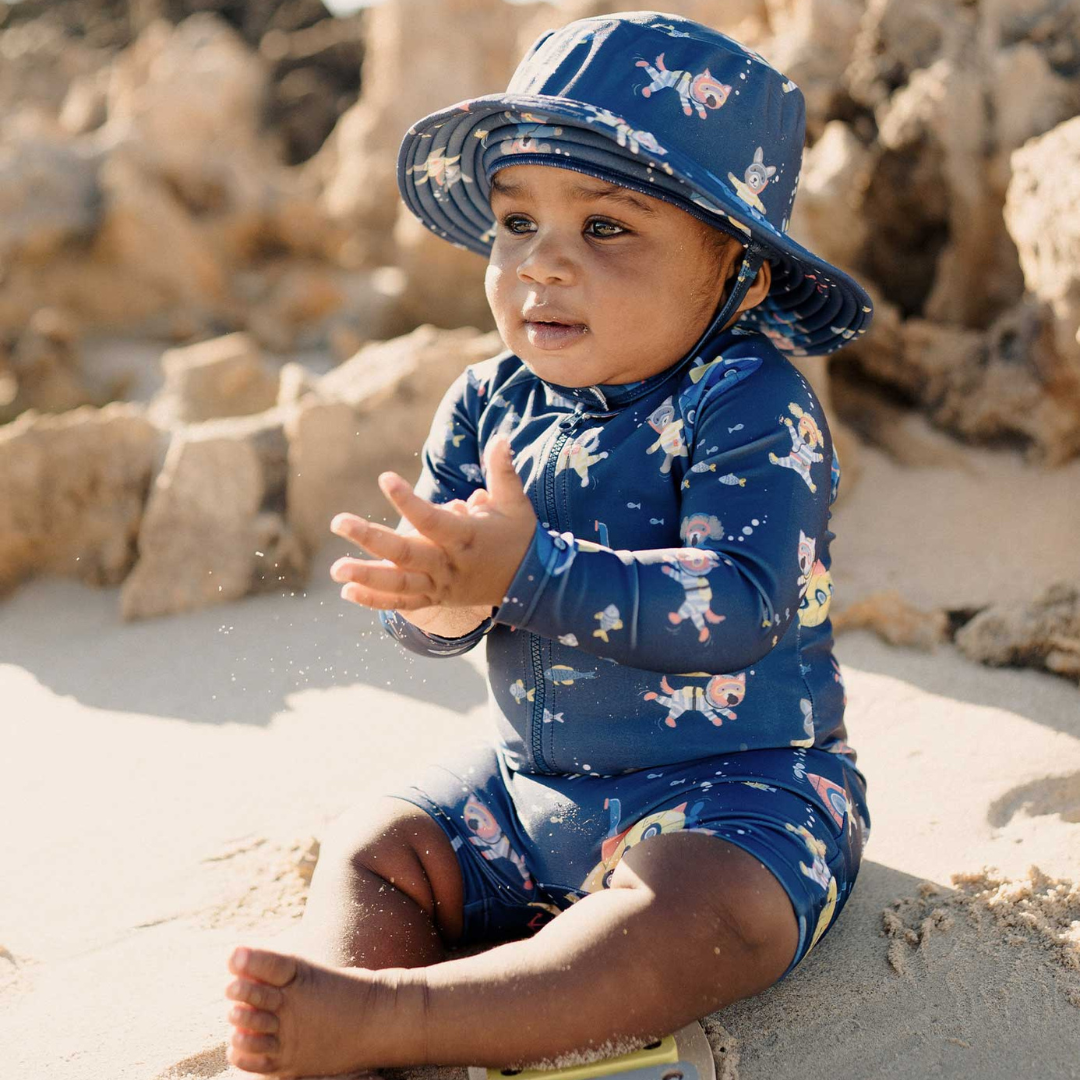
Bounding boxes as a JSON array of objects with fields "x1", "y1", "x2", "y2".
[
  {"x1": 364, "y1": 368, "x2": 495, "y2": 656},
  {"x1": 493, "y1": 364, "x2": 831, "y2": 673}
]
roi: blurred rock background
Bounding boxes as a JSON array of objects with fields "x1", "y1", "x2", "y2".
[{"x1": 0, "y1": 0, "x2": 1077, "y2": 681}]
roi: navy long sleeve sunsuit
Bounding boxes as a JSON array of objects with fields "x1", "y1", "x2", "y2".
[{"x1": 378, "y1": 325, "x2": 870, "y2": 975}]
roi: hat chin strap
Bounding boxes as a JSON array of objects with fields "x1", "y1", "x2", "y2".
[{"x1": 687, "y1": 240, "x2": 767, "y2": 359}]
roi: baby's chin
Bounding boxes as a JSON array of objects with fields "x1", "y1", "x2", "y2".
[{"x1": 516, "y1": 342, "x2": 686, "y2": 388}]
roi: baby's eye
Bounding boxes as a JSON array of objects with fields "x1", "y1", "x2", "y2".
[
  {"x1": 586, "y1": 218, "x2": 625, "y2": 238},
  {"x1": 500, "y1": 214, "x2": 534, "y2": 235}
]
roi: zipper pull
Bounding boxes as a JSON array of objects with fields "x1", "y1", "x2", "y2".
[{"x1": 558, "y1": 404, "x2": 587, "y2": 432}]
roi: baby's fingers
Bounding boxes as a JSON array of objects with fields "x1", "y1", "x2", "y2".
[
  {"x1": 331, "y1": 514, "x2": 439, "y2": 572},
  {"x1": 331, "y1": 558, "x2": 436, "y2": 602},
  {"x1": 339, "y1": 581, "x2": 439, "y2": 612},
  {"x1": 377, "y1": 473, "x2": 467, "y2": 546}
]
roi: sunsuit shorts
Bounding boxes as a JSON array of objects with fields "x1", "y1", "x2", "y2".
[{"x1": 386, "y1": 741, "x2": 870, "y2": 980}]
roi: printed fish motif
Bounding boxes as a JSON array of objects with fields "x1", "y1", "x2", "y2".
[
  {"x1": 650, "y1": 517, "x2": 665, "y2": 525},
  {"x1": 545, "y1": 665, "x2": 599, "y2": 684},
  {"x1": 717, "y1": 473, "x2": 746, "y2": 486},
  {"x1": 509, "y1": 679, "x2": 535, "y2": 704},
  {"x1": 542, "y1": 709, "x2": 566, "y2": 724},
  {"x1": 592, "y1": 604, "x2": 623, "y2": 642},
  {"x1": 690, "y1": 462, "x2": 716, "y2": 473},
  {"x1": 558, "y1": 633, "x2": 579, "y2": 647},
  {"x1": 728, "y1": 424, "x2": 744, "y2": 433},
  {"x1": 626, "y1": 502, "x2": 642, "y2": 509}
]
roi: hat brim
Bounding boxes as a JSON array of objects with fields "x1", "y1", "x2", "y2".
[{"x1": 398, "y1": 93, "x2": 873, "y2": 357}]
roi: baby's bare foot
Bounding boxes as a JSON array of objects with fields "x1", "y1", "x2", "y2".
[{"x1": 224, "y1": 945, "x2": 418, "y2": 1076}]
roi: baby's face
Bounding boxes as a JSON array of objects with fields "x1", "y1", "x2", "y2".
[{"x1": 485, "y1": 164, "x2": 741, "y2": 387}]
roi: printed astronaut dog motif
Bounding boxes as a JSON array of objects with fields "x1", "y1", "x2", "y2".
[
  {"x1": 556, "y1": 427, "x2": 609, "y2": 487},
  {"x1": 463, "y1": 792, "x2": 534, "y2": 891},
  {"x1": 635, "y1": 53, "x2": 732, "y2": 119},
  {"x1": 727, "y1": 146, "x2": 777, "y2": 213},
  {"x1": 581, "y1": 797, "x2": 714, "y2": 892},
  {"x1": 661, "y1": 549, "x2": 725, "y2": 642},
  {"x1": 406, "y1": 149, "x2": 471, "y2": 202},
  {"x1": 785, "y1": 822, "x2": 839, "y2": 950},
  {"x1": 680, "y1": 513, "x2": 723, "y2": 547},
  {"x1": 799, "y1": 561, "x2": 833, "y2": 627},
  {"x1": 583, "y1": 107, "x2": 668, "y2": 156},
  {"x1": 645, "y1": 673, "x2": 747, "y2": 728},
  {"x1": 769, "y1": 403, "x2": 824, "y2": 491},
  {"x1": 645, "y1": 397, "x2": 688, "y2": 474},
  {"x1": 795, "y1": 530, "x2": 832, "y2": 626},
  {"x1": 498, "y1": 123, "x2": 566, "y2": 156}
]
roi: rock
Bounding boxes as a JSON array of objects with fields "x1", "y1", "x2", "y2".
[
  {"x1": 832, "y1": 589, "x2": 950, "y2": 651},
  {"x1": 786, "y1": 119, "x2": 874, "y2": 273},
  {"x1": 0, "y1": 307, "x2": 104, "y2": 424},
  {"x1": 286, "y1": 324, "x2": 504, "y2": 556},
  {"x1": 93, "y1": 146, "x2": 233, "y2": 310},
  {"x1": 954, "y1": 583, "x2": 1080, "y2": 682},
  {"x1": 312, "y1": 0, "x2": 530, "y2": 269},
  {"x1": 147, "y1": 332, "x2": 280, "y2": 428},
  {"x1": 0, "y1": 403, "x2": 158, "y2": 596},
  {"x1": 842, "y1": 0, "x2": 1079, "y2": 335},
  {"x1": 0, "y1": 136, "x2": 102, "y2": 262},
  {"x1": 58, "y1": 67, "x2": 110, "y2": 136},
  {"x1": 239, "y1": 262, "x2": 411, "y2": 354},
  {"x1": 243, "y1": 264, "x2": 346, "y2": 352},
  {"x1": 392, "y1": 213, "x2": 495, "y2": 334},
  {"x1": 762, "y1": 0, "x2": 866, "y2": 141},
  {"x1": 103, "y1": 15, "x2": 269, "y2": 177},
  {"x1": 120, "y1": 411, "x2": 307, "y2": 620},
  {"x1": 837, "y1": 290, "x2": 1080, "y2": 465},
  {"x1": 829, "y1": 371, "x2": 973, "y2": 469},
  {"x1": 1005, "y1": 115, "x2": 1080, "y2": 369},
  {"x1": 259, "y1": 12, "x2": 364, "y2": 165}
]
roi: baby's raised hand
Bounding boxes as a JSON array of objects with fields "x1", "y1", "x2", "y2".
[{"x1": 329, "y1": 435, "x2": 537, "y2": 611}]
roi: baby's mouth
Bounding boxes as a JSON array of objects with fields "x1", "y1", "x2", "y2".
[{"x1": 523, "y1": 318, "x2": 590, "y2": 350}]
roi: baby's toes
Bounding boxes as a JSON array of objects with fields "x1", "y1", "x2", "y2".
[
  {"x1": 231, "y1": 1030, "x2": 280, "y2": 1056},
  {"x1": 228, "y1": 946, "x2": 298, "y2": 989},
  {"x1": 227, "y1": 1031, "x2": 281, "y2": 1075},
  {"x1": 226, "y1": 975, "x2": 284, "y2": 1012},
  {"x1": 228, "y1": 1004, "x2": 280, "y2": 1035}
]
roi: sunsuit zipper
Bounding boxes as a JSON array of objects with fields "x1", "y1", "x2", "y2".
[{"x1": 528, "y1": 403, "x2": 586, "y2": 773}]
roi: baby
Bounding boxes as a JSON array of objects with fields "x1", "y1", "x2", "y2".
[{"x1": 224, "y1": 12, "x2": 874, "y2": 1076}]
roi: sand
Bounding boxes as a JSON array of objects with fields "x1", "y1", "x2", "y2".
[{"x1": 2, "y1": 443, "x2": 1080, "y2": 1079}]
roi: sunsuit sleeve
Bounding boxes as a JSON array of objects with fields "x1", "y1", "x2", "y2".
[
  {"x1": 378, "y1": 368, "x2": 496, "y2": 657},
  {"x1": 492, "y1": 357, "x2": 833, "y2": 674}
]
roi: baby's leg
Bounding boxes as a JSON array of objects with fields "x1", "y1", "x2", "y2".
[
  {"x1": 224, "y1": 830, "x2": 799, "y2": 1075},
  {"x1": 291, "y1": 795, "x2": 465, "y2": 969}
]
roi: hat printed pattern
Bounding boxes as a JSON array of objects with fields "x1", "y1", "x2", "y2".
[{"x1": 397, "y1": 11, "x2": 874, "y2": 357}]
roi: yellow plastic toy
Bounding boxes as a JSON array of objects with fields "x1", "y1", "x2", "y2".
[{"x1": 467, "y1": 1021, "x2": 716, "y2": 1080}]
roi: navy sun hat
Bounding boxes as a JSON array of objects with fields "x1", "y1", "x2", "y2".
[{"x1": 397, "y1": 10, "x2": 873, "y2": 357}]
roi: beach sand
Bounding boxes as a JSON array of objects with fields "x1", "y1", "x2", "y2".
[{"x1": 2, "y1": 444, "x2": 1079, "y2": 1079}]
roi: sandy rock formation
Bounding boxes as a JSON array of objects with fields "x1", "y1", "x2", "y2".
[
  {"x1": 147, "y1": 333, "x2": 280, "y2": 428},
  {"x1": 0, "y1": 404, "x2": 158, "y2": 597},
  {"x1": 1005, "y1": 115, "x2": 1080, "y2": 371},
  {"x1": 832, "y1": 590, "x2": 950, "y2": 651},
  {"x1": 120, "y1": 409, "x2": 306, "y2": 620},
  {"x1": 761, "y1": 0, "x2": 865, "y2": 141},
  {"x1": 310, "y1": 0, "x2": 534, "y2": 329},
  {"x1": 0, "y1": 308, "x2": 111, "y2": 424},
  {"x1": 286, "y1": 324, "x2": 505, "y2": 557},
  {"x1": 785, "y1": 119, "x2": 874, "y2": 278},
  {"x1": 955, "y1": 583, "x2": 1080, "y2": 683}
]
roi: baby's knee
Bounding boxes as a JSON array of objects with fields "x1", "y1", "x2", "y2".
[{"x1": 318, "y1": 796, "x2": 465, "y2": 935}]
